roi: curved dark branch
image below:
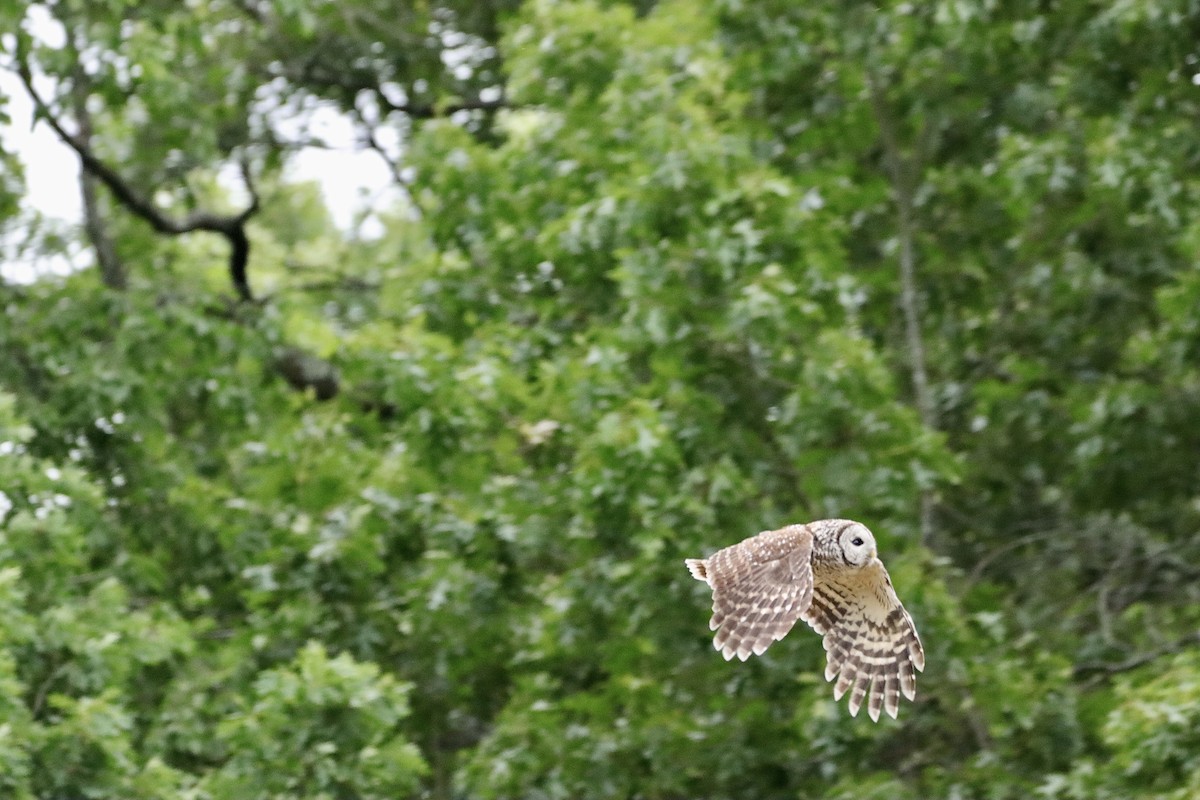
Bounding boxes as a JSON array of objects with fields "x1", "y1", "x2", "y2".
[
  {"x1": 377, "y1": 94, "x2": 510, "y2": 119},
  {"x1": 16, "y1": 58, "x2": 261, "y2": 301},
  {"x1": 1075, "y1": 630, "x2": 1200, "y2": 686},
  {"x1": 237, "y1": 156, "x2": 261, "y2": 223},
  {"x1": 227, "y1": 225, "x2": 251, "y2": 301}
]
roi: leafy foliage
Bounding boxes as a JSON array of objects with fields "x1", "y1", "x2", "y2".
[{"x1": 4, "y1": 0, "x2": 1200, "y2": 798}]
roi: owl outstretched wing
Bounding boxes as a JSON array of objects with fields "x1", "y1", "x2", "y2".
[
  {"x1": 802, "y1": 558, "x2": 925, "y2": 721},
  {"x1": 685, "y1": 525, "x2": 814, "y2": 662}
]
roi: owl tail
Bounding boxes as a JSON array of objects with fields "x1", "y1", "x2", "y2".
[{"x1": 685, "y1": 558, "x2": 709, "y2": 581}]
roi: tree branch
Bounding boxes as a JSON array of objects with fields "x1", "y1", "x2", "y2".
[
  {"x1": 66, "y1": 37, "x2": 125, "y2": 290},
  {"x1": 284, "y1": 277, "x2": 380, "y2": 293},
  {"x1": 31, "y1": 661, "x2": 70, "y2": 717},
  {"x1": 377, "y1": 94, "x2": 510, "y2": 120},
  {"x1": 965, "y1": 529, "x2": 1058, "y2": 586},
  {"x1": 274, "y1": 346, "x2": 339, "y2": 401},
  {"x1": 16, "y1": 57, "x2": 261, "y2": 300},
  {"x1": 1075, "y1": 630, "x2": 1200, "y2": 685},
  {"x1": 270, "y1": 55, "x2": 511, "y2": 122},
  {"x1": 867, "y1": 73, "x2": 932, "y2": 426},
  {"x1": 348, "y1": 91, "x2": 433, "y2": 220},
  {"x1": 867, "y1": 67, "x2": 936, "y2": 544}
]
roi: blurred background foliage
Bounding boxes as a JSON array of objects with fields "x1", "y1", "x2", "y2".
[{"x1": 2, "y1": 0, "x2": 1200, "y2": 797}]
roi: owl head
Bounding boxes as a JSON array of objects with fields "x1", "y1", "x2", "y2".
[{"x1": 836, "y1": 520, "x2": 877, "y2": 566}]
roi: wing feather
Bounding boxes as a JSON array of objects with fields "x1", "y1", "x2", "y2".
[
  {"x1": 685, "y1": 526, "x2": 814, "y2": 662},
  {"x1": 801, "y1": 559, "x2": 924, "y2": 720}
]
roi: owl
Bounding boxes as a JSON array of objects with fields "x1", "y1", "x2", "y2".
[{"x1": 685, "y1": 519, "x2": 925, "y2": 721}]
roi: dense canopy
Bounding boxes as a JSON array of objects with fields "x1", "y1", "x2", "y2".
[{"x1": 2, "y1": 1, "x2": 1200, "y2": 798}]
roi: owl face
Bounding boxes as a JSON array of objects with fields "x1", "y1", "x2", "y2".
[{"x1": 838, "y1": 522, "x2": 877, "y2": 567}]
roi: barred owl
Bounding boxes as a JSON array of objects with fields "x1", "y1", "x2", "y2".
[{"x1": 685, "y1": 519, "x2": 925, "y2": 721}]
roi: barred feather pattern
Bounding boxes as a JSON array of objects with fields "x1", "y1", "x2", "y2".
[
  {"x1": 685, "y1": 525, "x2": 813, "y2": 662},
  {"x1": 686, "y1": 519, "x2": 925, "y2": 722},
  {"x1": 801, "y1": 560, "x2": 925, "y2": 721}
]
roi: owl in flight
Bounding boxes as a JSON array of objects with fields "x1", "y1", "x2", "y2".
[{"x1": 686, "y1": 519, "x2": 924, "y2": 721}]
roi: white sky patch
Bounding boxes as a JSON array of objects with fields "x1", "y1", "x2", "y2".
[
  {"x1": 272, "y1": 100, "x2": 405, "y2": 237},
  {"x1": 0, "y1": 66, "x2": 86, "y2": 284},
  {"x1": 2, "y1": 8, "x2": 407, "y2": 283},
  {"x1": 0, "y1": 70, "x2": 83, "y2": 222},
  {"x1": 0, "y1": 9, "x2": 80, "y2": 282}
]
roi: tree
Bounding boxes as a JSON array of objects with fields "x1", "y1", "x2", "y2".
[{"x1": 3, "y1": 0, "x2": 1200, "y2": 798}]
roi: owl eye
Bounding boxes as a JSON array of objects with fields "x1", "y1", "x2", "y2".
[{"x1": 851, "y1": 537, "x2": 864, "y2": 546}]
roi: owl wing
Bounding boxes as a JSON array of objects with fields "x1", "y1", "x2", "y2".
[
  {"x1": 685, "y1": 525, "x2": 814, "y2": 662},
  {"x1": 802, "y1": 558, "x2": 925, "y2": 721}
]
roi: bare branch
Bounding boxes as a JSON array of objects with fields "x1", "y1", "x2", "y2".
[
  {"x1": 866, "y1": 67, "x2": 936, "y2": 544},
  {"x1": 360, "y1": 125, "x2": 409, "y2": 187},
  {"x1": 965, "y1": 529, "x2": 1058, "y2": 586},
  {"x1": 867, "y1": 72, "x2": 932, "y2": 427},
  {"x1": 351, "y1": 95, "x2": 432, "y2": 219},
  {"x1": 377, "y1": 94, "x2": 509, "y2": 120},
  {"x1": 16, "y1": 56, "x2": 262, "y2": 300},
  {"x1": 237, "y1": 155, "x2": 261, "y2": 222},
  {"x1": 31, "y1": 661, "x2": 70, "y2": 717},
  {"x1": 1076, "y1": 631, "x2": 1200, "y2": 685},
  {"x1": 285, "y1": 278, "x2": 380, "y2": 293},
  {"x1": 68, "y1": 55, "x2": 125, "y2": 289}
]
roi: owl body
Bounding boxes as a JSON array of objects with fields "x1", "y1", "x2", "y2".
[{"x1": 686, "y1": 519, "x2": 924, "y2": 721}]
